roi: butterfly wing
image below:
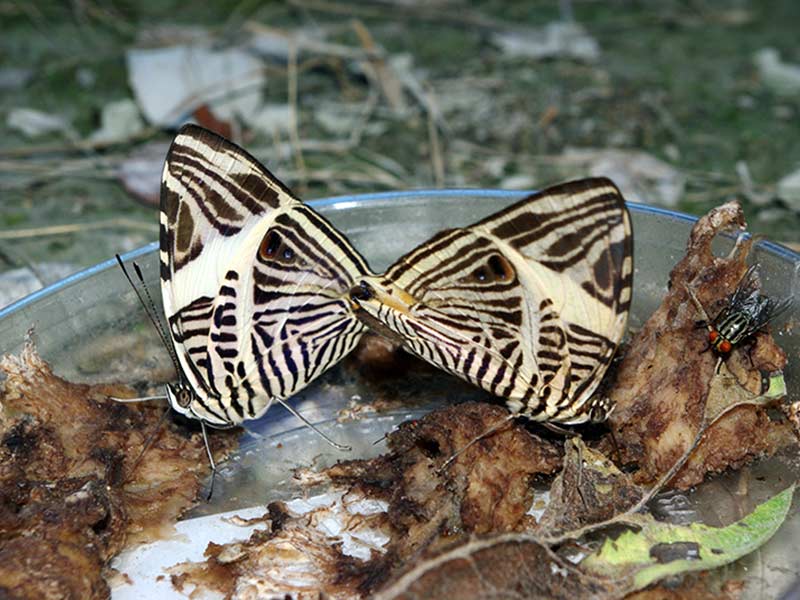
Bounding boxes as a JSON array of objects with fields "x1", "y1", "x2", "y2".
[
  {"x1": 160, "y1": 125, "x2": 370, "y2": 425},
  {"x1": 351, "y1": 178, "x2": 632, "y2": 424}
]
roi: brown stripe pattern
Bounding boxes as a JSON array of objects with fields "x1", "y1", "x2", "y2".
[
  {"x1": 159, "y1": 125, "x2": 371, "y2": 426},
  {"x1": 352, "y1": 177, "x2": 633, "y2": 425}
]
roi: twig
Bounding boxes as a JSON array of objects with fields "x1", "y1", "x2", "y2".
[
  {"x1": 348, "y1": 86, "x2": 380, "y2": 147},
  {"x1": 0, "y1": 219, "x2": 155, "y2": 240},
  {"x1": 0, "y1": 127, "x2": 158, "y2": 159},
  {"x1": 426, "y1": 92, "x2": 445, "y2": 187},
  {"x1": 243, "y1": 21, "x2": 382, "y2": 61},
  {"x1": 0, "y1": 242, "x2": 46, "y2": 285},
  {"x1": 287, "y1": 39, "x2": 308, "y2": 190},
  {"x1": 542, "y1": 394, "x2": 773, "y2": 546},
  {"x1": 351, "y1": 19, "x2": 407, "y2": 113},
  {"x1": 282, "y1": 165, "x2": 405, "y2": 189},
  {"x1": 287, "y1": 0, "x2": 511, "y2": 32}
]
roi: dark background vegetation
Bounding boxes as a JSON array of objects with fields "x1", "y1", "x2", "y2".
[{"x1": 1, "y1": 0, "x2": 799, "y2": 305}]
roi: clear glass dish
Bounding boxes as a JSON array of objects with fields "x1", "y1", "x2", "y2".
[{"x1": 1, "y1": 190, "x2": 798, "y2": 598}]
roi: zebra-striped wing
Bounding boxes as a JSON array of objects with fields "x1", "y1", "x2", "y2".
[
  {"x1": 349, "y1": 178, "x2": 632, "y2": 425},
  {"x1": 160, "y1": 125, "x2": 371, "y2": 426}
]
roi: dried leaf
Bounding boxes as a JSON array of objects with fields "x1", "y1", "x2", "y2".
[
  {"x1": 609, "y1": 201, "x2": 794, "y2": 489},
  {"x1": 6, "y1": 107, "x2": 74, "y2": 138},
  {"x1": 560, "y1": 147, "x2": 685, "y2": 207},
  {"x1": 754, "y1": 48, "x2": 800, "y2": 97},
  {"x1": 116, "y1": 141, "x2": 171, "y2": 206},
  {"x1": 126, "y1": 43, "x2": 265, "y2": 127},
  {"x1": 582, "y1": 484, "x2": 794, "y2": 593},
  {"x1": 777, "y1": 166, "x2": 800, "y2": 209},
  {"x1": 538, "y1": 438, "x2": 643, "y2": 534},
  {"x1": 493, "y1": 22, "x2": 600, "y2": 62},
  {"x1": 89, "y1": 98, "x2": 145, "y2": 144},
  {"x1": 0, "y1": 339, "x2": 238, "y2": 598},
  {"x1": 374, "y1": 533, "x2": 615, "y2": 600}
]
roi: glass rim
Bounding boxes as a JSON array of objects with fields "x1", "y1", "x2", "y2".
[{"x1": 1, "y1": 187, "x2": 796, "y2": 322}]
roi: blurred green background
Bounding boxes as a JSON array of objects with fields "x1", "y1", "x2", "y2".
[{"x1": 1, "y1": 0, "x2": 799, "y2": 306}]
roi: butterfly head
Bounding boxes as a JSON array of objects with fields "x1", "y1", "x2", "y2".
[
  {"x1": 586, "y1": 396, "x2": 615, "y2": 424},
  {"x1": 349, "y1": 278, "x2": 417, "y2": 313},
  {"x1": 165, "y1": 381, "x2": 195, "y2": 416},
  {"x1": 349, "y1": 278, "x2": 419, "y2": 344}
]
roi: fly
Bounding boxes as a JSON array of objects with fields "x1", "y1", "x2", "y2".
[{"x1": 687, "y1": 264, "x2": 792, "y2": 367}]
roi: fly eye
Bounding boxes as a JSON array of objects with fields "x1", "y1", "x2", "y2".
[{"x1": 718, "y1": 339, "x2": 733, "y2": 354}]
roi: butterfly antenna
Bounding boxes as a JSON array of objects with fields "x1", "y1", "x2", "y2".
[
  {"x1": 115, "y1": 255, "x2": 182, "y2": 375},
  {"x1": 276, "y1": 398, "x2": 352, "y2": 451},
  {"x1": 201, "y1": 421, "x2": 217, "y2": 501},
  {"x1": 109, "y1": 394, "x2": 168, "y2": 402},
  {"x1": 125, "y1": 406, "x2": 172, "y2": 483},
  {"x1": 132, "y1": 261, "x2": 173, "y2": 347}
]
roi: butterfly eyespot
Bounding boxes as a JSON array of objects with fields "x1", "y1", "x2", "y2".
[
  {"x1": 466, "y1": 254, "x2": 515, "y2": 284},
  {"x1": 260, "y1": 231, "x2": 281, "y2": 257},
  {"x1": 487, "y1": 254, "x2": 514, "y2": 281},
  {"x1": 259, "y1": 231, "x2": 297, "y2": 263}
]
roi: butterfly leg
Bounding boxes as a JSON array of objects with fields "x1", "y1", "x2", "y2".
[
  {"x1": 276, "y1": 398, "x2": 352, "y2": 452},
  {"x1": 542, "y1": 421, "x2": 578, "y2": 437},
  {"x1": 572, "y1": 439, "x2": 589, "y2": 510},
  {"x1": 201, "y1": 420, "x2": 217, "y2": 502},
  {"x1": 607, "y1": 427, "x2": 624, "y2": 467},
  {"x1": 437, "y1": 413, "x2": 516, "y2": 473},
  {"x1": 124, "y1": 406, "x2": 171, "y2": 483}
]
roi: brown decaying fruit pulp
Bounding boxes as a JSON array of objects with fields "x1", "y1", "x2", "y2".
[
  {"x1": 0, "y1": 340, "x2": 238, "y2": 600},
  {"x1": 608, "y1": 201, "x2": 795, "y2": 488}
]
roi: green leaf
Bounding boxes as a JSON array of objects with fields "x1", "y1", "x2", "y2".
[{"x1": 582, "y1": 484, "x2": 795, "y2": 592}]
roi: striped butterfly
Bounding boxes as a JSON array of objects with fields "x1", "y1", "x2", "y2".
[
  {"x1": 159, "y1": 125, "x2": 370, "y2": 431},
  {"x1": 349, "y1": 178, "x2": 632, "y2": 425}
]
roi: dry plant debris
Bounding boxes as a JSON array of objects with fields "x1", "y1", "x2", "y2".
[
  {"x1": 608, "y1": 201, "x2": 795, "y2": 488},
  {"x1": 0, "y1": 338, "x2": 238, "y2": 599}
]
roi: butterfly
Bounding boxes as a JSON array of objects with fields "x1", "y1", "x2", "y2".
[
  {"x1": 156, "y1": 125, "x2": 631, "y2": 435},
  {"x1": 158, "y1": 124, "x2": 371, "y2": 431},
  {"x1": 348, "y1": 178, "x2": 633, "y2": 425}
]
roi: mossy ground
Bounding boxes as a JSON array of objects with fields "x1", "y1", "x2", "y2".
[{"x1": 1, "y1": 1, "x2": 799, "y2": 275}]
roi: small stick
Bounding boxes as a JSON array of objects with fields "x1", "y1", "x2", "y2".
[{"x1": 287, "y1": 39, "x2": 307, "y2": 191}]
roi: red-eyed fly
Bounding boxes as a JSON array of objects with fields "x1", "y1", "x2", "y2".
[{"x1": 687, "y1": 265, "x2": 793, "y2": 366}]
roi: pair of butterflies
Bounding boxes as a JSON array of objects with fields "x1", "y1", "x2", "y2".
[{"x1": 158, "y1": 125, "x2": 632, "y2": 433}]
